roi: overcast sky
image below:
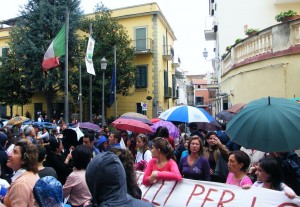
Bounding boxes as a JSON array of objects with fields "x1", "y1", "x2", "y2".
[{"x1": 0, "y1": 0, "x2": 215, "y2": 75}]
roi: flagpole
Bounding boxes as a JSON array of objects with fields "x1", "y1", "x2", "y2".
[
  {"x1": 79, "y1": 60, "x2": 82, "y2": 122},
  {"x1": 114, "y1": 45, "x2": 117, "y2": 119},
  {"x1": 64, "y1": 10, "x2": 69, "y2": 124},
  {"x1": 89, "y1": 23, "x2": 93, "y2": 122}
]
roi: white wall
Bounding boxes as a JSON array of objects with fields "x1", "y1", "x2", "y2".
[{"x1": 215, "y1": 0, "x2": 300, "y2": 56}]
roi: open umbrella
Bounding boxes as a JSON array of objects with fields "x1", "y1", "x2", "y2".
[
  {"x1": 151, "y1": 120, "x2": 179, "y2": 139},
  {"x1": 195, "y1": 120, "x2": 222, "y2": 131},
  {"x1": 120, "y1": 112, "x2": 151, "y2": 124},
  {"x1": 74, "y1": 122, "x2": 101, "y2": 132},
  {"x1": 289, "y1": 97, "x2": 300, "y2": 104},
  {"x1": 150, "y1": 118, "x2": 161, "y2": 124},
  {"x1": 226, "y1": 97, "x2": 300, "y2": 152},
  {"x1": 7, "y1": 116, "x2": 29, "y2": 125},
  {"x1": 158, "y1": 105, "x2": 214, "y2": 123},
  {"x1": 111, "y1": 118, "x2": 153, "y2": 134},
  {"x1": 227, "y1": 103, "x2": 247, "y2": 113},
  {"x1": 216, "y1": 110, "x2": 235, "y2": 121}
]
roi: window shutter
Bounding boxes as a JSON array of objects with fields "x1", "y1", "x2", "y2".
[
  {"x1": 140, "y1": 66, "x2": 147, "y2": 87},
  {"x1": 136, "y1": 28, "x2": 146, "y2": 51}
]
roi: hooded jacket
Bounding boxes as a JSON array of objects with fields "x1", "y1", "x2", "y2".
[{"x1": 86, "y1": 152, "x2": 154, "y2": 207}]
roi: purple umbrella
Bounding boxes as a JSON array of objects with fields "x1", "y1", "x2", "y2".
[
  {"x1": 74, "y1": 122, "x2": 101, "y2": 132},
  {"x1": 151, "y1": 120, "x2": 179, "y2": 140}
]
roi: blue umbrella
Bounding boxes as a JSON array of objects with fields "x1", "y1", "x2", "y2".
[
  {"x1": 226, "y1": 97, "x2": 300, "y2": 152},
  {"x1": 158, "y1": 105, "x2": 214, "y2": 123}
]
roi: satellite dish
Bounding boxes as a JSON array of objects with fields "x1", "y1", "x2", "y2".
[{"x1": 146, "y1": 96, "x2": 152, "y2": 101}]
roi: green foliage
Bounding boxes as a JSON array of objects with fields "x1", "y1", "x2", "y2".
[
  {"x1": 226, "y1": 45, "x2": 232, "y2": 52},
  {"x1": 0, "y1": 51, "x2": 32, "y2": 110},
  {"x1": 72, "y1": 3, "x2": 136, "y2": 114},
  {"x1": 275, "y1": 10, "x2": 297, "y2": 22},
  {"x1": 245, "y1": 28, "x2": 259, "y2": 35},
  {"x1": 235, "y1": 38, "x2": 242, "y2": 44},
  {"x1": 7, "y1": 0, "x2": 82, "y2": 118}
]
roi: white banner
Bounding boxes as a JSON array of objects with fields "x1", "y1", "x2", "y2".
[
  {"x1": 136, "y1": 172, "x2": 300, "y2": 207},
  {"x1": 85, "y1": 35, "x2": 95, "y2": 75}
]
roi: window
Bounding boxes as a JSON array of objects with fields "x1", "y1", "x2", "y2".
[
  {"x1": 195, "y1": 97, "x2": 204, "y2": 105},
  {"x1": 136, "y1": 103, "x2": 146, "y2": 115},
  {"x1": 197, "y1": 85, "x2": 201, "y2": 89},
  {"x1": 135, "y1": 65, "x2": 147, "y2": 88},
  {"x1": 135, "y1": 27, "x2": 147, "y2": 51}
]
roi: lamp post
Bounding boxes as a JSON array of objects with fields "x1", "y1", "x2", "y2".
[
  {"x1": 100, "y1": 57, "x2": 108, "y2": 127},
  {"x1": 203, "y1": 47, "x2": 220, "y2": 62}
]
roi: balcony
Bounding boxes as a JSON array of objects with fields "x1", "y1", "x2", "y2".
[
  {"x1": 204, "y1": 16, "x2": 217, "y2": 41},
  {"x1": 222, "y1": 19, "x2": 300, "y2": 75},
  {"x1": 172, "y1": 57, "x2": 181, "y2": 68},
  {"x1": 131, "y1": 38, "x2": 153, "y2": 54},
  {"x1": 163, "y1": 45, "x2": 174, "y2": 61}
]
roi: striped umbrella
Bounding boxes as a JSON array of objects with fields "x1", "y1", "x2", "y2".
[{"x1": 158, "y1": 105, "x2": 214, "y2": 123}]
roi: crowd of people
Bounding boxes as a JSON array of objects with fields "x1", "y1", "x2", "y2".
[{"x1": 0, "y1": 118, "x2": 299, "y2": 206}]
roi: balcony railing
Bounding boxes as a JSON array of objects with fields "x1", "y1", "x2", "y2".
[
  {"x1": 163, "y1": 45, "x2": 174, "y2": 61},
  {"x1": 131, "y1": 38, "x2": 153, "y2": 54},
  {"x1": 222, "y1": 19, "x2": 300, "y2": 75}
]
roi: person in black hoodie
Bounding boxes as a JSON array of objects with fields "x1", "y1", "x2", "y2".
[{"x1": 86, "y1": 152, "x2": 154, "y2": 207}]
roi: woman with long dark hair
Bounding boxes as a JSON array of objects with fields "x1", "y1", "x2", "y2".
[
  {"x1": 243, "y1": 157, "x2": 296, "y2": 199},
  {"x1": 43, "y1": 139, "x2": 72, "y2": 185},
  {"x1": 110, "y1": 148, "x2": 142, "y2": 199},
  {"x1": 142, "y1": 137, "x2": 182, "y2": 186},
  {"x1": 203, "y1": 131, "x2": 229, "y2": 183}
]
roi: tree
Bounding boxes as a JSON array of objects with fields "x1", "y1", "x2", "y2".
[
  {"x1": 0, "y1": 50, "x2": 32, "y2": 117},
  {"x1": 7, "y1": 0, "x2": 82, "y2": 120},
  {"x1": 73, "y1": 3, "x2": 136, "y2": 115}
]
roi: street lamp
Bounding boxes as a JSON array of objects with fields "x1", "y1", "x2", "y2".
[
  {"x1": 100, "y1": 57, "x2": 108, "y2": 127},
  {"x1": 203, "y1": 48, "x2": 220, "y2": 62}
]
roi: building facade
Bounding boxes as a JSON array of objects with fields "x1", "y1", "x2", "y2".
[
  {"x1": 205, "y1": 0, "x2": 300, "y2": 110},
  {"x1": 0, "y1": 3, "x2": 184, "y2": 121}
]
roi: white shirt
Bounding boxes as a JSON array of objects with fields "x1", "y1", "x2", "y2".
[{"x1": 135, "y1": 149, "x2": 152, "y2": 163}]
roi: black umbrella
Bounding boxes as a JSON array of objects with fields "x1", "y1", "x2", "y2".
[{"x1": 216, "y1": 111, "x2": 235, "y2": 121}]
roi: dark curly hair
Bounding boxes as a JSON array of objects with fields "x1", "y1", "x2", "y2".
[
  {"x1": 15, "y1": 141, "x2": 38, "y2": 173},
  {"x1": 109, "y1": 148, "x2": 141, "y2": 199}
]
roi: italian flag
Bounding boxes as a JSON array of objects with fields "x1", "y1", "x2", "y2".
[{"x1": 42, "y1": 24, "x2": 66, "y2": 71}]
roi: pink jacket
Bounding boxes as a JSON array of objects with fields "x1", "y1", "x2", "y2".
[
  {"x1": 142, "y1": 158, "x2": 182, "y2": 186},
  {"x1": 4, "y1": 171, "x2": 39, "y2": 207}
]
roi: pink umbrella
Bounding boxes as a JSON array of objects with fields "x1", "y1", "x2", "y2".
[{"x1": 111, "y1": 118, "x2": 153, "y2": 134}]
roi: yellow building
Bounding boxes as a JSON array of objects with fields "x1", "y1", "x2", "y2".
[{"x1": 0, "y1": 2, "x2": 179, "y2": 121}]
